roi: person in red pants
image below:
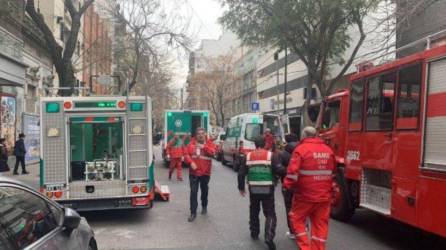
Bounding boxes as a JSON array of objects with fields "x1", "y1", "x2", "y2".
[
  {"x1": 166, "y1": 134, "x2": 184, "y2": 181},
  {"x1": 284, "y1": 126, "x2": 335, "y2": 250}
]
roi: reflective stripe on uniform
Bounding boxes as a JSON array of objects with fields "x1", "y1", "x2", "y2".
[
  {"x1": 299, "y1": 170, "x2": 332, "y2": 176},
  {"x1": 267, "y1": 151, "x2": 272, "y2": 161},
  {"x1": 311, "y1": 236, "x2": 326, "y2": 242},
  {"x1": 286, "y1": 174, "x2": 298, "y2": 180},
  {"x1": 248, "y1": 181, "x2": 274, "y2": 185},
  {"x1": 296, "y1": 232, "x2": 307, "y2": 237},
  {"x1": 246, "y1": 160, "x2": 271, "y2": 165}
]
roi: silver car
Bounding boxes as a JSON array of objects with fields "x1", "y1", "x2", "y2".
[{"x1": 0, "y1": 177, "x2": 97, "y2": 250}]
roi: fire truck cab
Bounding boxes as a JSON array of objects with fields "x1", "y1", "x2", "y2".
[
  {"x1": 320, "y1": 44, "x2": 446, "y2": 238},
  {"x1": 40, "y1": 96, "x2": 155, "y2": 211}
]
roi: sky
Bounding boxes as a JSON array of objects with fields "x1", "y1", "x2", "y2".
[{"x1": 169, "y1": 0, "x2": 224, "y2": 92}]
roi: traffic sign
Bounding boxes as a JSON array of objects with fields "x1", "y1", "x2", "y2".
[{"x1": 251, "y1": 102, "x2": 260, "y2": 112}]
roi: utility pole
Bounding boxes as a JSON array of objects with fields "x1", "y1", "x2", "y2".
[
  {"x1": 274, "y1": 52, "x2": 280, "y2": 112},
  {"x1": 180, "y1": 87, "x2": 184, "y2": 109},
  {"x1": 283, "y1": 45, "x2": 288, "y2": 114}
]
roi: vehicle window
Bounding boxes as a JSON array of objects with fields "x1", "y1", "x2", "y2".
[
  {"x1": 263, "y1": 116, "x2": 281, "y2": 138},
  {"x1": 349, "y1": 79, "x2": 365, "y2": 130},
  {"x1": 366, "y1": 72, "x2": 396, "y2": 131},
  {"x1": 227, "y1": 126, "x2": 241, "y2": 138},
  {"x1": 397, "y1": 63, "x2": 421, "y2": 129},
  {"x1": 245, "y1": 123, "x2": 263, "y2": 141},
  {"x1": 0, "y1": 186, "x2": 62, "y2": 249},
  {"x1": 322, "y1": 100, "x2": 341, "y2": 129}
]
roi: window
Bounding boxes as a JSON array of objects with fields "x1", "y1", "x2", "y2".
[
  {"x1": 245, "y1": 123, "x2": 263, "y2": 141},
  {"x1": 0, "y1": 186, "x2": 62, "y2": 249},
  {"x1": 397, "y1": 63, "x2": 421, "y2": 129},
  {"x1": 366, "y1": 72, "x2": 396, "y2": 131},
  {"x1": 321, "y1": 100, "x2": 341, "y2": 129},
  {"x1": 303, "y1": 87, "x2": 317, "y2": 99},
  {"x1": 349, "y1": 80, "x2": 365, "y2": 130}
]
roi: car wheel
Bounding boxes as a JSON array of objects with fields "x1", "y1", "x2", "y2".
[{"x1": 88, "y1": 238, "x2": 98, "y2": 250}]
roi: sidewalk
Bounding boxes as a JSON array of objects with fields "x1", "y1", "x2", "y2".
[{"x1": 2, "y1": 157, "x2": 40, "y2": 189}]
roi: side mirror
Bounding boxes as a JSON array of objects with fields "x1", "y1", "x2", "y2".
[{"x1": 63, "y1": 208, "x2": 81, "y2": 232}]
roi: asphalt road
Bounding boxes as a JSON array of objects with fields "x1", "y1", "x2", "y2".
[{"x1": 10, "y1": 146, "x2": 446, "y2": 250}]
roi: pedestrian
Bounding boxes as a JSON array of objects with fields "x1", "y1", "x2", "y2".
[
  {"x1": 0, "y1": 138, "x2": 9, "y2": 175},
  {"x1": 264, "y1": 128, "x2": 274, "y2": 151},
  {"x1": 166, "y1": 133, "x2": 184, "y2": 181},
  {"x1": 280, "y1": 133, "x2": 299, "y2": 239},
  {"x1": 284, "y1": 127, "x2": 335, "y2": 250},
  {"x1": 13, "y1": 133, "x2": 28, "y2": 175},
  {"x1": 183, "y1": 127, "x2": 217, "y2": 222},
  {"x1": 238, "y1": 136, "x2": 285, "y2": 250}
]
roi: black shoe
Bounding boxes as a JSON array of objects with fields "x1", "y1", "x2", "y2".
[
  {"x1": 250, "y1": 232, "x2": 259, "y2": 240},
  {"x1": 188, "y1": 214, "x2": 196, "y2": 222},
  {"x1": 13, "y1": 172, "x2": 19, "y2": 175},
  {"x1": 201, "y1": 207, "x2": 207, "y2": 215},
  {"x1": 22, "y1": 171, "x2": 29, "y2": 175},
  {"x1": 265, "y1": 240, "x2": 276, "y2": 250}
]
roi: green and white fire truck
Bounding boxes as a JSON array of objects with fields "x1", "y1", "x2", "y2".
[
  {"x1": 40, "y1": 96, "x2": 155, "y2": 211},
  {"x1": 162, "y1": 110, "x2": 210, "y2": 164}
]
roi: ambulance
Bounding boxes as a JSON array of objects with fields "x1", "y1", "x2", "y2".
[{"x1": 40, "y1": 96, "x2": 155, "y2": 211}]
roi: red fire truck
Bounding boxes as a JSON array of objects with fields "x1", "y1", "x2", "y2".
[{"x1": 319, "y1": 44, "x2": 446, "y2": 238}]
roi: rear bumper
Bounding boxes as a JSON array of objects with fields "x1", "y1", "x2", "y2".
[{"x1": 58, "y1": 195, "x2": 153, "y2": 212}]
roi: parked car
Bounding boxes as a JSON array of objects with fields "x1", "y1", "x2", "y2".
[
  {"x1": 0, "y1": 177, "x2": 97, "y2": 250},
  {"x1": 213, "y1": 131, "x2": 226, "y2": 161}
]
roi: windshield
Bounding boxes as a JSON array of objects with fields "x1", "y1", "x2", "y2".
[{"x1": 245, "y1": 123, "x2": 263, "y2": 141}]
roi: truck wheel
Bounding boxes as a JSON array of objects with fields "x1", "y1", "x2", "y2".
[{"x1": 331, "y1": 171, "x2": 355, "y2": 222}]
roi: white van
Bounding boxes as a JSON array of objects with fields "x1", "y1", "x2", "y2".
[{"x1": 221, "y1": 113, "x2": 285, "y2": 171}]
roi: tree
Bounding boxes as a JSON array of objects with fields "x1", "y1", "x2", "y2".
[
  {"x1": 109, "y1": 0, "x2": 192, "y2": 93},
  {"x1": 26, "y1": 0, "x2": 95, "y2": 96},
  {"x1": 189, "y1": 54, "x2": 236, "y2": 126},
  {"x1": 220, "y1": 0, "x2": 381, "y2": 125}
]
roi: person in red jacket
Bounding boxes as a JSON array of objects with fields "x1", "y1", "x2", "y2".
[
  {"x1": 166, "y1": 133, "x2": 184, "y2": 181},
  {"x1": 183, "y1": 127, "x2": 217, "y2": 222},
  {"x1": 284, "y1": 126, "x2": 335, "y2": 250},
  {"x1": 264, "y1": 128, "x2": 274, "y2": 151}
]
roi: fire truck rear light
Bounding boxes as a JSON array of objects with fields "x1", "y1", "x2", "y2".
[
  {"x1": 54, "y1": 191, "x2": 63, "y2": 198},
  {"x1": 64, "y1": 101, "x2": 72, "y2": 109},
  {"x1": 132, "y1": 186, "x2": 140, "y2": 193},
  {"x1": 118, "y1": 101, "x2": 126, "y2": 109},
  {"x1": 46, "y1": 192, "x2": 53, "y2": 198},
  {"x1": 140, "y1": 186, "x2": 147, "y2": 193}
]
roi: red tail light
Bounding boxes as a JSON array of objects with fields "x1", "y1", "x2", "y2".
[
  {"x1": 132, "y1": 186, "x2": 140, "y2": 194},
  {"x1": 63, "y1": 101, "x2": 72, "y2": 109},
  {"x1": 54, "y1": 191, "x2": 63, "y2": 198},
  {"x1": 140, "y1": 186, "x2": 147, "y2": 193},
  {"x1": 118, "y1": 101, "x2": 126, "y2": 109},
  {"x1": 46, "y1": 192, "x2": 53, "y2": 198}
]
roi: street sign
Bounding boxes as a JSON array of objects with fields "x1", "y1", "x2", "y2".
[{"x1": 251, "y1": 102, "x2": 260, "y2": 112}]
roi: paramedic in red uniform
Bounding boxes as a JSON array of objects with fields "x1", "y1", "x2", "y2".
[
  {"x1": 184, "y1": 127, "x2": 217, "y2": 222},
  {"x1": 264, "y1": 128, "x2": 274, "y2": 151},
  {"x1": 166, "y1": 133, "x2": 184, "y2": 181},
  {"x1": 284, "y1": 126, "x2": 335, "y2": 250}
]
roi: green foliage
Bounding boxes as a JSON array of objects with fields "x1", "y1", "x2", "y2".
[{"x1": 220, "y1": 0, "x2": 380, "y2": 94}]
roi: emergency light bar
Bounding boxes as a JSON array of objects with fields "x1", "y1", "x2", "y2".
[{"x1": 74, "y1": 101, "x2": 116, "y2": 108}]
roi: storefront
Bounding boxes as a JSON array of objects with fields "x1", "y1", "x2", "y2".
[{"x1": 0, "y1": 27, "x2": 27, "y2": 150}]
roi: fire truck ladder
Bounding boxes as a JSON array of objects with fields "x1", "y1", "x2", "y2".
[{"x1": 125, "y1": 93, "x2": 150, "y2": 184}]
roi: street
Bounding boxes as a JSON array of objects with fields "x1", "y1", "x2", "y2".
[{"x1": 8, "y1": 146, "x2": 446, "y2": 250}]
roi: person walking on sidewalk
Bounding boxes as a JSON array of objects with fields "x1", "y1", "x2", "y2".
[
  {"x1": 284, "y1": 127, "x2": 335, "y2": 250},
  {"x1": 183, "y1": 127, "x2": 217, "y2": 222},
  {"x1": 166, "y1": 133, "x2": 184, "y2": 181},
  {"x1": 238, "y1": 136, "x2": 285, "y2": 250},
  {"x1": 13, "y1": 133, "x2": 28, "y2": 175},
  {"x1": 0, "y1": 138, "x2": 9, "y2": 175}
]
